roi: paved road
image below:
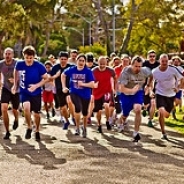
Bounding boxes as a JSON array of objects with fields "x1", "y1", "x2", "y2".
[{"x1": 0, "y1": 110, "x2": 184, "y2": 184}]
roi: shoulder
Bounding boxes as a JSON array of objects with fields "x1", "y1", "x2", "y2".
[
  {"x1": 92, "y1": 66, "x2": 99, "y2": 72},
  {"x1": 0, "y1": 59, "x2": 5, "y2": 66}
]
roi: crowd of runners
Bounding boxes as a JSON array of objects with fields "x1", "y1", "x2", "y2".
[{"x1": 0, "y1": 46, "x2": 184, "y2": 142}]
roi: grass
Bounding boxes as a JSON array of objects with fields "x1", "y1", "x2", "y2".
[{"x1": 165, "y1": 108, "x2": 184, "y2": 135}]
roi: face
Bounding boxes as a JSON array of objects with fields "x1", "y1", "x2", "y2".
[
  {"x1": 172, "y1": 59, "x2": 181, "y2": 66},
  {"x1": 24, "y1": 54, "x2": 34, "y2": 64},
  {"x1": 159, "y1": 56, "x2": 168, "y2": 69},
  {"x1": 4, "y1": 49, "x2": 14, "y2": 62},
  {"x1": 113, "y1": 58, "x2": 121, "y2": 67},
  {"x1": 98, "y1": 57, "x2": 107, "y2": 70},
  {"x1": 122, "y1": 58, "x2": 130, "y2": 67},
  {"x1": 131, "y1": 60, "x2": 142, "y2": 74},
  {"x1": 45, "y1": 64, "x2": 52, "y2": 72},
  {"x1": 77, "y1": 56, "x2": 86, "y2": 70},
  {"x1": 59, "y1": 57, "x2": 68, "y2": 66},
  {"x1": 70, "y1": 52, "x2": 78, "y2": 60},
  {"x1": 148, "y1": 52, "x2": 156, "y2": 63}
]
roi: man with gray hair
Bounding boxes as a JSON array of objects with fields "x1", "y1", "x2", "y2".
[{"x1": 152, "y1": 53, "x2": 184, "y2": 140}]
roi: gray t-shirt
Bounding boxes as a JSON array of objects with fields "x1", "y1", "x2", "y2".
[
  {"x1": 0, "y1": 59, "x2": 17, "y2": 91},
  {"x1": 152, "y1": 65, "x2": 183, "y2": 97},
  {"x1": 119, "y1": 66, "x2": 152, "y2": 90}
]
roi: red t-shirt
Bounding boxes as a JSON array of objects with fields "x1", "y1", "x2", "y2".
[
  {"x1": 114, "y1": 65, "x2": 123, "y2": 79},
  {"x1": 92, "y1": 67, "x2": 115, "y2": 100}
]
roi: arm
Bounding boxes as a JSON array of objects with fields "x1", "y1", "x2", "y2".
[
  {"x1": 11, "y1": 69, "x2": 19, "y2": 94},
  {"x1": 61, "y1": 73, "x2": 69, "y2": 93},
  {"x1": 50, "y1": 70, "x2": 61, "y2": 81},
  {"x1": 78, "y1": 81, "x2": 95, "y2": 88},
  {"x1": 28, "y1": 73, "x2": 49, "y2": 92},
  {"x1": 119, "y1": 83, "x2": 139, "y2": 95}
]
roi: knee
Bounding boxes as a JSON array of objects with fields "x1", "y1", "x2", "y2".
[
  {"x1": 134, "y1": 105, "x2": 142, "y2": 114},
  {"x1": 1, "y1": 104, "x2": 8, "y2": 112}
]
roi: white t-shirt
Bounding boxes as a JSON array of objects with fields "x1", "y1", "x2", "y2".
[{"x1": 152, "y1": 65, "x2": 183, "y2": 97}]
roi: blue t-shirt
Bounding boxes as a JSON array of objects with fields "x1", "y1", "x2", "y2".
[
  {"x1": 64, "y1": 66, "x2": 94, "y2": 99},
  {"x1": 15, "y1": 60, "x2": 47, "y2": 95}
]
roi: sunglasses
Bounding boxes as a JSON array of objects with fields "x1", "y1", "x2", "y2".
[{"x1": 149, "y1": 55, "x2": 156, "y2": 58}]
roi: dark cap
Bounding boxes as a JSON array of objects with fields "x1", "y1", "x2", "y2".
[
  {"x1": 86, "y1": 52, "x2": 94, "y2": 62},
  {"x1": 58, "y1": 51, "x2": 69, "y2": 58}
]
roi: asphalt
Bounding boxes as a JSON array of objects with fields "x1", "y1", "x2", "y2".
[{"x1": 0, "y1": 110, "x2": 184, "y2": 184}]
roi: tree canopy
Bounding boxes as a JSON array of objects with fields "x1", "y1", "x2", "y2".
[{"x1": 0, "y1": 0, "x2": 184, "y2": 58}]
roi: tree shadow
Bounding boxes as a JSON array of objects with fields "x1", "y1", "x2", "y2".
[
  {"x1": 1, "y1": 134, "x2": 66, "y2": 170},
  {"x1": 62, "y1": 129, "x2": 111, "y2": 157},
  {"x1": 100, "y1": 133, "x2": 184, "y2": 168}
]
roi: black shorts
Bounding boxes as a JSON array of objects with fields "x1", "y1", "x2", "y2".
[
  {"x1": 56, "y1": 89, "x2": 69, "y2": 107},
  {"x1": 20, "y1": 93, "x2": 41, "y2": 113},
  {"x1": 93, "y1": 92, "x2": 115, "y2": 112},
  {"x1": 156, "y1": 94, "x2": 174, "y2": 113},
  {"x1": 70, "y1": 93, "x2": 90, "y2": 116},
  {"x1": 144, "y1": 94, "x2": 151, "y2": 106},
  {"x1": 1, "y1": 87, "x2": 20, "y2": 109}
]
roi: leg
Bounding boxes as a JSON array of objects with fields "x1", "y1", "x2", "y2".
[
  {"x1": 2, "y1": 103, "x2": 10, "y2": 132},
  {"x1": 23, "y1": 102, "x2": 32, "y2": 129}
]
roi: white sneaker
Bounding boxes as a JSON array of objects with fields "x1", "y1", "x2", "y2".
[
  {"x1": 60, "y1": 116, "x2": 66, "y2": 124},
  {"x1": 118, "y1": 124, "x2": 124, "y2": 133}
]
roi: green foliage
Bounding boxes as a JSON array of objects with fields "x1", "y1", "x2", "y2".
[
  {"x1": 79, "y1": 43, "x2": 107, "y2": 57},
  {"x1": 38, "y1": 39, "x2": 67, "y2": 57},
  {"x1": 166, "y1": 107, "x2": 184, "y2": 135},
  {"x1": 1, "y1": 0, "x2": 184, "y2": 57}
]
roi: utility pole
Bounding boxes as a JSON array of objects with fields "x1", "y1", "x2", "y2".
[{"x1": 112, "y1": 0, "x2": 116, "y2": 52}]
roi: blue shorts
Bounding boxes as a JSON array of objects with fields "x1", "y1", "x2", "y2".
[
  {"x1": 120, "y1": 90, "x2": 144, "y2": 117},
  {"x1": 175, "y1": 90, "x2": 182, "y2": 99}
]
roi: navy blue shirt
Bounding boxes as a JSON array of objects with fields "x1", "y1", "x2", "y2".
[{"x1": 51, "y1": 63, "x2": 72, "y2": 90}]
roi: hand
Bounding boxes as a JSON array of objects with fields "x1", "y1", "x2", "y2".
[
  {"x1": 94, "y1": 81, "x2": 99, "y2": 88},
  {"x1": 149, "y1": 91, "x2": 155, "y2": 98},
  {"x1": 77, "y1": 81, "x2": 83, "y2": 87},
  {"x1": 132, "y1": 84, "x2": 139, "y2": 94},
  {"x1": 28, "y1": 84, "x2": 38, "y2": 92},
  {"x1": 8, "y1": 77, "x2": 14, "y2": 83},
  {"x1": 62, "y1": 87, "x2": 69, "y2": 93},
  {"x1": 173, "y1": 87, "x2": 179, "y2": 93},
  {"x1": 11, "y1": 85, "x2": 16, "y2": 94}
]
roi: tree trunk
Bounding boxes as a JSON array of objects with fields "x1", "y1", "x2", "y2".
[
  {"x1": 92, "y1": 0, "x2": 112, "y2": 56},
  {"x1": 118, "y1": 0, "x2": 136, "y2": 55}
]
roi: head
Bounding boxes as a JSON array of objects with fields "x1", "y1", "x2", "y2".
[
  {"x1": 159, "y1": 53, "x2": 169, "y2": 70},
  {"x1": 58, "y1": 51, "x2": 69, "y2": 66},
  {"x1": 171, "y1": 56, "x2": 182, "y2": 66},
  {"x1": 121, "y1": 54, "x2": 131, "y2": 67},
  {"x1": 98, "y1": 56, "x2": 108, "y2": 71},
  {"x1": 3, "y1": 47, "x2": 14, "y2": 63},
  {"x1": 22, "y1": 45, "x2": 36, "y2": 63},
  {"x1": 70, "y1": 49, "x2": 78, "y2": 60},
  {"x1": 76, "y1": 53, "x2": 86, "y2": 70},
  {"x1": 147, "y1": 50, "x2": 156, "y2": 63},
  {"x1": 112, "y1": 56, "x2": 121, "y2": 67},
  {"x1": 131, "y1": 56, "x2": 143, "y2": 74},
  {"x1": 110, "y1": 52, "x2": 116, "y2": 59},
  {"x1": 86, "y1": 52, "x2": 94, "y2": 68},
  {"x1": 48, "y1": 54, "x2": 55, "y2": 64},
  {"x1": 44, "y1": 61, "x2": 53, "y2": 72}
]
